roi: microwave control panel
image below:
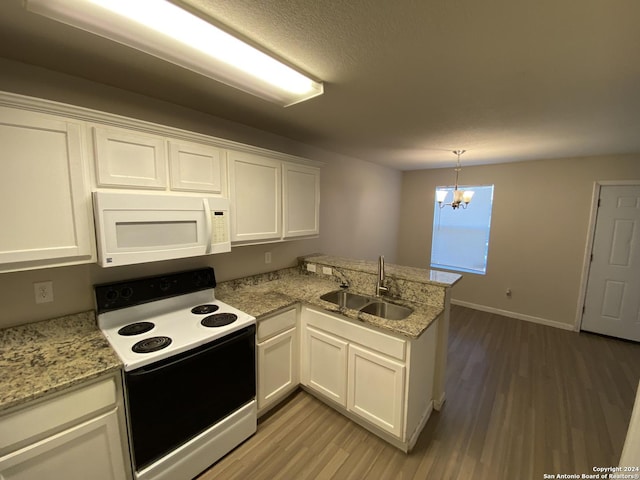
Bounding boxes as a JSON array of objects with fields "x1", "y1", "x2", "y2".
[{"x1": 212, "y1": 211, "x2": 229, "y2": 244}]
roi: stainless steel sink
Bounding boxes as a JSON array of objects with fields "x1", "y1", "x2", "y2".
[
  {"x1": 320, "y1": 290, "x2": 413, "y2": 320},
  {"x1": 320, "y1": 290, "x2": 371, "y2": 310},
  {"x1": 359, "y1": 301, "x2": 413, "y2": 320}
]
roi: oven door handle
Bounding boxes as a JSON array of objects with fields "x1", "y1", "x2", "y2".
[{"x1": 127, "y1": 326, "x2": 254, "y2": 377}]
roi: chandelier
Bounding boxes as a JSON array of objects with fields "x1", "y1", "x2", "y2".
[{"x1": 436, "y1": 150, "x2": 474, "y2": 209}]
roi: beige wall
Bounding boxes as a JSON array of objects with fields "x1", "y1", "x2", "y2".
[
  {"x1": 397, "y1": 155, "x2": 640, "y2": 327},
  {"x1": 0, "y1": 59, "x2": 402, "y2": 328}
]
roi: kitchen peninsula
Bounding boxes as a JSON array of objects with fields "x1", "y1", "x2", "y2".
[{"x1": 216, "y1": 254, "x2": 461, "y2": 451}]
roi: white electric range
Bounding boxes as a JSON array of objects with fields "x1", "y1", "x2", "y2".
[{"x1": 95, "y1": 268, "x2": 256, "y2": 480}]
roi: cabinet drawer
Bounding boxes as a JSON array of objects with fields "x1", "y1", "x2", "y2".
[
  {"x1": 303, "y1": 307, "x2": 406, "y2": 361},
  {"x1": 0, "y1": 378, "x2": 117, "y2": 452},
  {"x1": 257, "y1": 307, "x2": 297, "y2": 342}
]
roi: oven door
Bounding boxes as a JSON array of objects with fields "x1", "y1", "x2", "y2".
[{"x1": 124, "y1": 325, "x2": 256, "y2": 473}]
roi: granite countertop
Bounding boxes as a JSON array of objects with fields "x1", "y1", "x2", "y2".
[
  {"x1": 216, "y1": 271, "x2": 445, "y2": 339},
  {"x1": 0, "y1": 311, "x2": 121, "y2": 413},
  {"x1": 304, "y1": 255, "x2": 462, "y2": 287},
  {"x1": 0, "y1": 261, "x2": 450, "y2": 413}
]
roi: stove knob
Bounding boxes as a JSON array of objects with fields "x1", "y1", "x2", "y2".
[
  {"x1": 120, "y1": 287, "x2": 133, "y2": 299},
  {"x1": 105, "y1": 289, "x2": 119, "y2": 301}
]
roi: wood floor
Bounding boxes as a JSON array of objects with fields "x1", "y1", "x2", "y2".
[{"x1": 197, "y1": 305, "x2": 640, "y2": 480}]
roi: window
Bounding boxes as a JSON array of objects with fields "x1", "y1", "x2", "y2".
[{"x1": 430, "y1": 185, "x2": 494, "y2": 275}]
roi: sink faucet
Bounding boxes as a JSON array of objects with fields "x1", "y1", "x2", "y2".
[{"x1": 375, "y1": 255, "x2": 389, "y2": 297}]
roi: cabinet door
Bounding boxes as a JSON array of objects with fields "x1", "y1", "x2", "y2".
[
  {"x1": 168, "y1": 140, "x2": 226, "y2": 195},
  {"x1": 347, "y1": 344, "x2": 405, "y2": 437},
  {"x1": 93, "y1": 125, "x2": 166, "y2": 189},
  {"x1": 283, "y1": 163, "x2": 320, "y2": 238},
  {"x1": 228, "y1": 151, "x2": 281, "y2": 243},
  {"x1": 302, "y1": 325, "x2": 348, "y2": 406},
  {"x1": 0, "y1": 410, "x2": 129, "y2": 480},
  {"x1": 0, "y1": 107, "x2": 93, "y2": 271},
  {"x1": 258, "y1": 327, "x2": 298, "y2": 414}
]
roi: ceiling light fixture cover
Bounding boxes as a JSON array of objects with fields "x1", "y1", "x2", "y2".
[{"x1": 25, "y1": 0, "x2": 324, "y2": 106}]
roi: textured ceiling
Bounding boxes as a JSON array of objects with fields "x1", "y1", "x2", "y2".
[{"x1": 1, "y1": 0, "x2": 639, "y2": 170}]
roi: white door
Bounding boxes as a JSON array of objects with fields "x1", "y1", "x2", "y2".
[
  {"x1": 168, "y1": 140, "x2": 226, "y2": 195},
  {"x1": 282, "y1": 163, "x2": 320, "y2": 238},
  {"x1": 93, "y1": 125, "x2": 167, "y2": 189},
  {"x1": 582, "y1": 185, "x2": 640, "y2": 341},
  {"x1": 257, "y1": 327, "x2": 298, "y2": 414},
  {"x1": 228, "y1": 151, "x2": 282, "y2": 243},
  {"x1": 302, "y1": 326, "x2": 348, "y2": 406},
  {"x1": 347, "y1": 344, "x2": 405, "y2": 437},
  {"x1": 0, "y1": 410, "x2": 129, "y2": 480},
  {"x1": 0, "y1": 107, "x2": 94, "y2": 272}
]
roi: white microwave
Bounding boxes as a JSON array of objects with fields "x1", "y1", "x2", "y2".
[{"x1": 93, "y1": 192, "x2": 231, "y2": 267}]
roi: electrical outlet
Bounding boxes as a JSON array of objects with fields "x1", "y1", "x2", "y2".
[
  {"x1": 306, "y1": 263, "x2": 316, "y2": 273},
  {"x1": 264, "y1": 252, "x2": 272, "y2": 264},
  {"x1": 322, "y1": 266, "x2": 332, "y2": 275},
  {"x1": 34, "y1": 281, "x2": 54, "y2": 304}
]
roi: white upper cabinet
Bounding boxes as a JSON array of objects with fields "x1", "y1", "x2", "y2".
[
  {"x1": 283, "y1": 163, "x2": 320, "y2": 238},
  {"x1": 0, "y1": 92, "x2": 320, "y2": 272},
  {"x1": 0, "y1": 107, "x2": 94, "y2": 272},
  {"x1": 168, "y1": 140, "x2": 226, "y2": 196},
  {"x1": 93, "y1": 125, "x2": 167, "y2": 189},
  {"x1": 93, "y1": 127, "x2": 228, "y2": 196},
  {"x1": 228, "y1": 151, "x2": 321, "y2": 245},
  {"x1": 228, "y1": 151, "x2": 282, "y2": 243}
]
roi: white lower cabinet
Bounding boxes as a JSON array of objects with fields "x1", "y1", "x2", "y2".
[
  {"x1": 347, "y1": 344, "x2": 405, "y2": 437},
  {"x1": 257, "y1": 307, "x2": 299, "y2": 416},
  {"x1": 256, "y1": 303, "x2": 438, "y2": 451},
  {"x1": 258, "y1": 328, "x2": 298, "y2": 414},
  {"x1": 303, "y1": 326, "x2": 348, "y2": 407},
  {"x1": 0, "y1": 375, "x2": 131, "y2": 480},
  {"x1": 0, "y1": 410, "x2": 125, "y2": 480},
  {"x1": 301, "y1": 306, "x2": 437, "y2": 451}
]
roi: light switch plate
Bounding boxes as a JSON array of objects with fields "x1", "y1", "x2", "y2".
[
  {"x1": 306, "y1": 263, "x2": 316, "y2": 272},
  {"x1": 322, "y1": 266, "x2": 332, "y2": 275}
]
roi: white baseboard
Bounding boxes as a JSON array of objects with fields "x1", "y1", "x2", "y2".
[{"x1": 451, "y1": 300, "x2": 575, "y2": 331}]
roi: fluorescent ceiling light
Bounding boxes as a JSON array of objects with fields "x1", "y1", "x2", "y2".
[{"x1": 25, "y1": 0, "x2": 324, "y2": 106}]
